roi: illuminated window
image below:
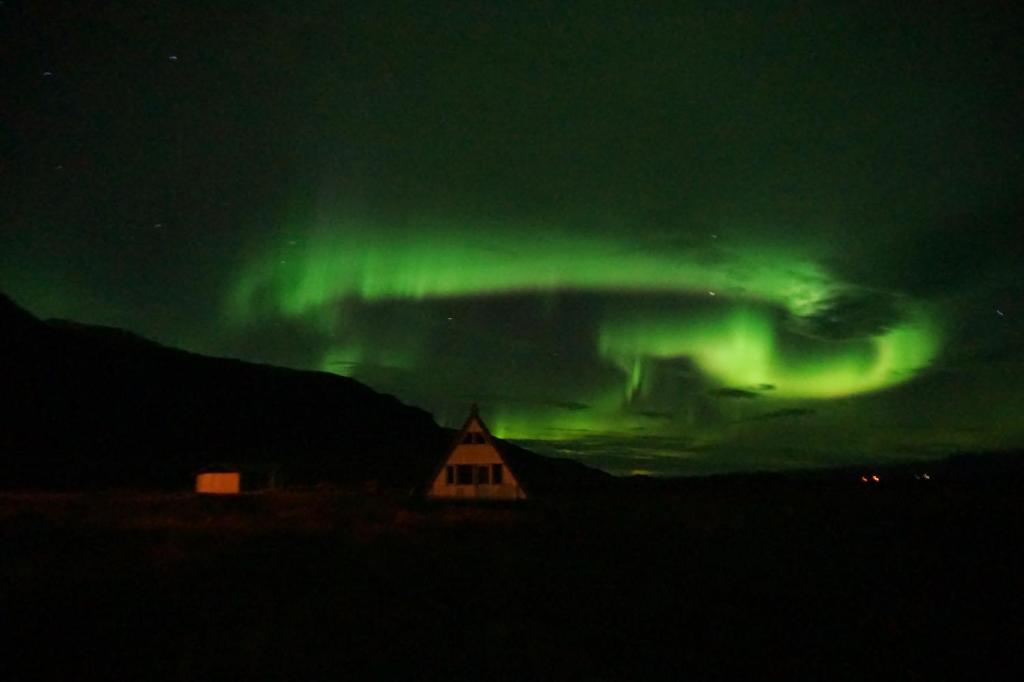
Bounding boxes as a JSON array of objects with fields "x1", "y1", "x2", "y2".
[
  {"x1": 456, "y1": 464, "x2": 474, "y2": 484},
  {"x1": 445, "y1": 466, "x2": 454, "y2": 485},
  {"x1": 492, "y1": 464, "x2": 503, "y2": 484},
  {"x1": 477, "y1": 466, "x2": 490, "y2": 484}
]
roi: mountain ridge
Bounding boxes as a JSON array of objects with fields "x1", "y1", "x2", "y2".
[{"x1": 1, "y1": 292, "x2": 610, "y2": 491}]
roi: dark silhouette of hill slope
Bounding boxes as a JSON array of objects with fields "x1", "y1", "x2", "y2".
[{"x1": 1, "y1": 292, "x2": 610, "y2": 491}]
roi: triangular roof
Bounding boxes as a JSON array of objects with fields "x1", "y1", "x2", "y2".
[{"x1": 425, "y1": 404, "x2": 528, "y2": 499}]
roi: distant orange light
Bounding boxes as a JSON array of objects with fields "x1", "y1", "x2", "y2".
[
  {"x1": 196, "y1": 472, "x2": 241, "y2": 494},
  {"x1": 871, "y1": 475, "x2": 880, "y2": 482},
  {"x1": 860, "y1": 476, "x2": 868, "y2": 483}
]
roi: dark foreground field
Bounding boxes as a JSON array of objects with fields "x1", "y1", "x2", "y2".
[{"x1": 3, "y1": 482, "x2": 1023, "y2": 681}]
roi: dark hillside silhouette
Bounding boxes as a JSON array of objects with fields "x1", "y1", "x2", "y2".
[{"x1": 0, "y1": 292, "x2": 608, "y2": 490}]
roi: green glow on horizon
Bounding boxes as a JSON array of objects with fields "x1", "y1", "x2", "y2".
[{"x1": 487, "y1": 388, "x2": 667, "y2": 442}]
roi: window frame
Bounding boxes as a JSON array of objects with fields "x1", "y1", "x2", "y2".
[{"x1": 456, "y1": 464, "x2": 474, "y2": 485}]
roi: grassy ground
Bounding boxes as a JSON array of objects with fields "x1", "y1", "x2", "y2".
[{"x1": 2, "y1": 483, "x2": 1022, "y2": 680}]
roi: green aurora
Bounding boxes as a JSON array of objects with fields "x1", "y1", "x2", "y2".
[
  {"x1": 598, "y1": 303, "x2": 939, "y2": 399},
  {"x1": 230, "y1": 222, "x2": 835, "y2": 319},
  {"x1": 226, "y1": 219, "x2": 946, "y2": 466},
  {"x1": 4, "y1": 2, "x2": 1023, "y2": 474}
]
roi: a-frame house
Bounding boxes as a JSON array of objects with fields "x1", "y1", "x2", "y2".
[{"x1": 426, "y1": 405, "x2": 527, "y2": 501}]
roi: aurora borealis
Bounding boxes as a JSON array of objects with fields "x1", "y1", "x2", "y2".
[
  {"x1": 4, "y1": 2, "x2": 1024, "y2": 474},
  {"x1": 230, "y1": 221, "x2": 941, "y2": 398}
]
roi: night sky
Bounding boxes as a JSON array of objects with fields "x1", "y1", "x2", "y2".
[{"x1": 4, "y1": 1, "x2": 1024, "y2": 475}]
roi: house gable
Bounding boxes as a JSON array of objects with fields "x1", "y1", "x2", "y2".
[{"x1": 426, "y1": 408, "x2": 527, "y2": 500}]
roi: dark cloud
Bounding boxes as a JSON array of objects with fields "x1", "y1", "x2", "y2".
[
  {"x1": 743, "y1": 408, "x2": 815, "y2": 422},
  {"x1": 635, "y1": 410, "x2": 674, "y2": 420},
  {"x1": 552, "y1": 401, "x2": 591, "y2": 411},
  {"x1": 788, "y1": 290, "x2": 904, "y2": 341},
  {"x1": 650, "y1": 357, "x2": 701, "y2": 379},
  {"x1": 711, "y1": 388, "x2": 761, "y2": 399}
]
